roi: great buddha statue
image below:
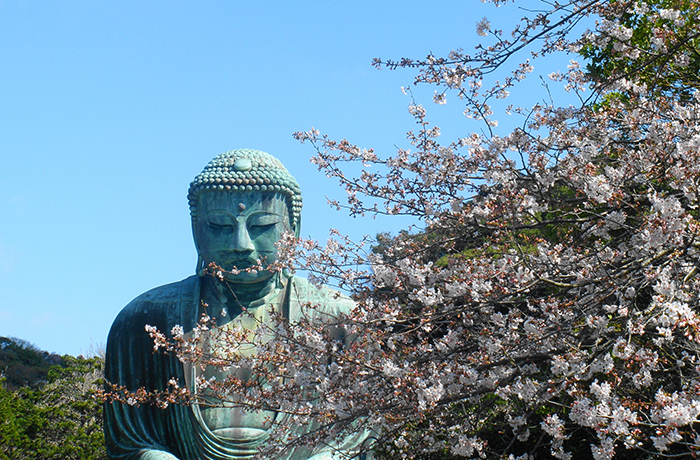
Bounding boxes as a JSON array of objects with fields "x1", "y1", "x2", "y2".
[{"x1": 104, "y1": 149, "x2": 372, "y2": 460}]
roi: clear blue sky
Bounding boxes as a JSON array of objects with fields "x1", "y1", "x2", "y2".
[{"x1": 0, "y1": 1, "x2": 574, "y2": 356}]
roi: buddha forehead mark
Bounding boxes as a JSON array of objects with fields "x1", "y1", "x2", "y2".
[{"x1": 188, "y1": 149, "x2": 302, "y2": 230}]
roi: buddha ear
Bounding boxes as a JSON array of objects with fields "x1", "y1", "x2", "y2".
[
  {"x1": 196, "y1": 254, "x2": 206, "y2": 276},
  {"x1": 192, "y1": 220, "x2": 205, "y2": 275},
  {"x1": 293, "y1": 216, "x2": 301, "y2": 239}
]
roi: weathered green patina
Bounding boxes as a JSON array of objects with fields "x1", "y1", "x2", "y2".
[{"x1": 105, "y1": 150, "x2": 372, "y2": 460}]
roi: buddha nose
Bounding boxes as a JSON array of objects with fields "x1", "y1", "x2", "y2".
[{"x1": 230, "y1": 224, "x2": 255, "y2": 252}]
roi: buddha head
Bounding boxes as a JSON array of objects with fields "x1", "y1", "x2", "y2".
[{"x1": 188, "y1": 149, "x2": 302, "y2": 284}]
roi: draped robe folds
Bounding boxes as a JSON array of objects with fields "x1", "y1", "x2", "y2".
[{"x1": 105, "y1": 275, "x2": 372, "y2": 460}]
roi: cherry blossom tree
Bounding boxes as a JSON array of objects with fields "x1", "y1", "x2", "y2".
[{"x1": 120, "y1": 1, "x2": 700, "y2": 458}]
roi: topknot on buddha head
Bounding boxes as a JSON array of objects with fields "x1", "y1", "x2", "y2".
[{"x1": 188, "y1": 149, "x2": 302, "y2": 230}]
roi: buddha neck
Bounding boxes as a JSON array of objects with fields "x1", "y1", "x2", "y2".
[{"x1": 201, "y1": 273, "x2": 286, "y2": 313}]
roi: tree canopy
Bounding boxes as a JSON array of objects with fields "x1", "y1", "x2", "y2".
[
  {"x1": 0, "y1": 338, "x2": 106, "y2": 460},
  {"x1": 0, "y1": 336, "x2": 64, "y2": 391}
]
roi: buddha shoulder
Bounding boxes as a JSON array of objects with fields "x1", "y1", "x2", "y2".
[{"x1": 110, "y1": 276, "x2": 199, "y2": 333}]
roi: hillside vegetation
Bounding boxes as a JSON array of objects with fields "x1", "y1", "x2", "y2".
[{"x1": 0, "y1": 337, "x2": 106, "y2": 460}]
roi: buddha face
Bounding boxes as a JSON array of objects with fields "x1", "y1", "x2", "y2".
[{"x1": 194, "y1": 191, "x2": 292, "y2": 284}]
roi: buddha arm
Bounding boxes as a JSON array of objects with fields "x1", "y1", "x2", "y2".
[{"x1": 105, "y1": 279, "x2": 201, "y2": 460}]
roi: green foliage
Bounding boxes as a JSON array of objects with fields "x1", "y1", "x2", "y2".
[
  {"x1": 0, "y1": 340, "x2": 106, "y2": 460},
  {"x1": 581, "y1": 0, "x2": 700, "y2": 101},
  {"x1": 0, "y1": 336, "x2": 63, "y2": 390}
]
